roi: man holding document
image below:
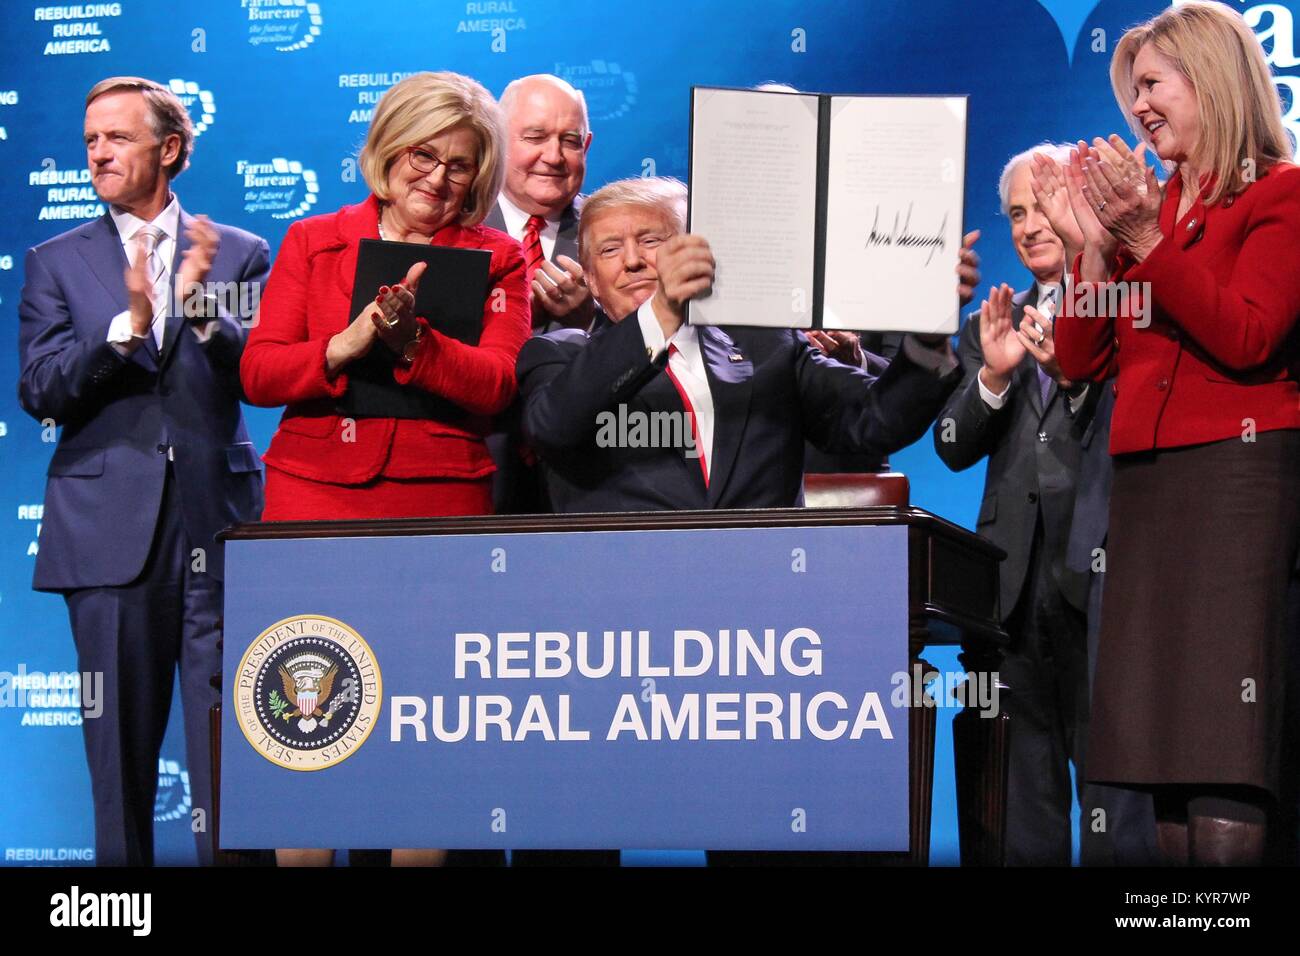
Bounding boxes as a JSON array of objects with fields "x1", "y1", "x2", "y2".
[{"x1": 517, "y1": 176, "x2": 979, "y2": 513}]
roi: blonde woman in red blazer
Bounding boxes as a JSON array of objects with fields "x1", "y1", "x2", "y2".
[
  {"x1": 241, "y1": 72, "x2": 529, "y2": 866},
  {"x1": 243, "y1": 72, "x2": 529, "y2": 522},
  {"x1": 1039, "y1": 3, "x2": 1300, "y2": 865}
]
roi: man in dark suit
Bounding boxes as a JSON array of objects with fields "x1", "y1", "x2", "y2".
[
  {"x1": 933, "y1": 143, "x2": 1105, "y2": 865},
  {"x1": 485, "y1": 73, "x2": 593, "y2": 515},
  {"x1": 17, "y1": 77, "x2": 269, "y2": 866},
  {"x1": 519, "y1": 174, "x2": 974, "y2": 515}
]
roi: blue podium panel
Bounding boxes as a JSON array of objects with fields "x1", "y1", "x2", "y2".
[{"x1": 220, "y1": 524, "x2": 910, "y2": 851}]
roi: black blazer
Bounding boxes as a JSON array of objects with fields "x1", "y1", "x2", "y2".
[
  {"x1": 932, "y1": 285, "x2": 1098, "y2": 619},
  {"x1": 517, "y1": 313, "x2": 960, "y2": 513}
]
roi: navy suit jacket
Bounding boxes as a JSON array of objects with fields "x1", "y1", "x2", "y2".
[
  {"x1": 18, "y1": 205, "x2": 270, "y2": 590},
  {"x1": 517, "y1": 312, "x2": 960, "y2": 513}
]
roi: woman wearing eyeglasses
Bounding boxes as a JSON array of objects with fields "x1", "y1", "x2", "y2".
[{"x1": 240, "y1": 72, "x2": 529, "y2": 866}]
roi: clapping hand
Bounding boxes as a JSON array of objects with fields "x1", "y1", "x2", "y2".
[
  {"x1": 1018, "y1": 304, "x2": 1073, "y2": 389},
  {"x1": 372, "y1": 260, "x2": 426, "y2": 356},
  {"x1": 122, "y1": 244, "x2": 155, "y2": 349},
  {"x1": 1029, "y1": 153, "x2": 1085, "y2": 264},
  {"x1": 532, "y1": 254, "x2": 592, "y2": 322},
  {"x1": 977, "y1": 283, "x2": 1024, "y2": 394},
  {"x1": 178, "y1": 214, "x2": 220, "y2": 294},
  {"x1": 1075, "y1": 135, "x2": 1163, "y2": 260}
]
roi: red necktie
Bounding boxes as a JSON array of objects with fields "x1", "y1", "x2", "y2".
[
  {"x1": 664, "y1": 343, "x2": 709, "y2": 487},
  {"x1": 522, "y1": 215, "x2": 546, "y2": 289}
]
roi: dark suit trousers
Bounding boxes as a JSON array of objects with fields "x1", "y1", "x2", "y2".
[
  {"x1": 1000, "y1": 514, "x2": 1088, "y2": 866},
  {"x1": 64, "y1": 464, "x2": 221, "y2": 866}
]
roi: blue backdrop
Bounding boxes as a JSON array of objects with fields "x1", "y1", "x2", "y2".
[{"x1": 1, "y1": 0, "x2": 1297, "y2": 865}]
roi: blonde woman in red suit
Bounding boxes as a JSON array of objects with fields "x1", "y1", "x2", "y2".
[
  {"x1": 241, "y1": 72, "x2": 529, "y2": 865},
  {"x1": 1041, "y1": 2, "x2": 1300, "y2": 865}
]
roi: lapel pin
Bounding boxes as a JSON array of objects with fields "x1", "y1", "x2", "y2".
[{"x1": 728, "y1": 353, "x2": 743, "y2": 362}]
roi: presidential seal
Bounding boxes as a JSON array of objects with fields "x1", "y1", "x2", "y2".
[{"x1": 234, "y1": 615, "x2": 381, "y2": 771}]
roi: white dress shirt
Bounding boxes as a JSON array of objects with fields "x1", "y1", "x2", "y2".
[
  {"x1": 104, "y1": 196, "x2": 218, "y2": 353},
  {"x1": 635, "y1": 298, "x2": 716, "y2": 471},
  {"x1": 497, "y1": 191, "x2": 561, "y2": 264},
  {"x1": 105, "y1": 197, "x2": 180, "y2": 351}
]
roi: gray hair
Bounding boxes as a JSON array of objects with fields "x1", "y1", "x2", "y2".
[
  {"x1": 499, "y1": 74, "x2": 589, "y2": 136},
  {"x1": 997, "y1": 142, "x2": 1073, "y2": 215}
]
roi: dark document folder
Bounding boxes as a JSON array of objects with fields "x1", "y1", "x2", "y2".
[{"x1": 339, "y1": 239, "x2": 492, "y2": 421}]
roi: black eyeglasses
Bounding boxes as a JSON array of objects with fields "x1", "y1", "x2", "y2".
[{"x1": 404, "y1": 146, "x2": 476, "y2": 185}]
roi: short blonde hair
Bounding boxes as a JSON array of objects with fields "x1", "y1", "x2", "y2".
[
  {"x1": 85, "y1": 76, "x2": 194, "y2": 179},
  {"x1": 578, "y1": 176, "x2": 687, "y2": 265},
  {"x1": 359, "y1": 71, "x2": 505, "y2": 226},
  {"x1": 1110, "y1": 1, "x2": 1291, "y2": 205}
]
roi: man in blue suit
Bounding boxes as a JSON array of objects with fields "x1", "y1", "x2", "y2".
[
  {"x1": 17, "y1": 77, "x2": 269, "y2": 866},
  {"x1": 518, "y1": 177, "x2": 975, "y2": 515}
]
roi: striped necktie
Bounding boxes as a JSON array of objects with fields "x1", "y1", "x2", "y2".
[
  {"x1": 522, "y1": 214, "x2": 546, "y2": 289},
  {"x1": 134, "y1": 224, "x2": 168, "y2": 347}
]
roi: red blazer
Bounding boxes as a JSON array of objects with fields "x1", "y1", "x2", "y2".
[
  {"x1": 1056, "y1": 163, "x2": 1300, "y2": 455},
  {"x1": 241, "y1": 195, "x2": 530, "y2": 484}
]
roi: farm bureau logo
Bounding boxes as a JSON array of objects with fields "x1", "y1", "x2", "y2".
[
  {"x1": 236, "y1": 158, "x2": 319, "y2": 219},
  {"x1": 235, "y1": 615, "x2": 382, "y2": 771},
  {"x1": 243, "y1": 0, "x2": 322, "y2": 51},
  {"x1": 153, "y1": 758, "x2": 191, "y2": 822},
  {"x1": 167, "y1": 79, "x2": 215, "y2": 137},
  {"x1": 553, "y1": 59, "x2": 637, "y2": 122}
]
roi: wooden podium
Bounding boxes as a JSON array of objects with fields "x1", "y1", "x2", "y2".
[{"x1": 213, "y1": 505, "x2": 1008, "y2": 865}]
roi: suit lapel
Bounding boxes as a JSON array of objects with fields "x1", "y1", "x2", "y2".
[
  {"x1": 698, "y1": 326, "x2": 753, "y2": 507},
  {"x1": 78, "y1": 214, "x2": 157, "y2": 371},
  {"x1": 553, "y1": 202, "x2": 580, "y2": 264},
  {"x1": 637, "y1": 369, "x2": 707, "y2": 496},
  {"x1": 77, "y1": 214, "x2": 130, "y2": 314},
  {"x1": 483, "y1": 200, "x2": 507, "y2": 234}
]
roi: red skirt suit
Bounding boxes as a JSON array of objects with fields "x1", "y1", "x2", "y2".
[{"x1": 240, "y1": 195, "x2": 530, "y2": 520}]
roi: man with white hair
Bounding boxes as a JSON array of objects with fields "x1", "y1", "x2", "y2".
[
  {"x1": 931, "y1": 143, "x2": 1151, "y2": 864},
  {"x1": 487, "y1": 73, "x2": 593, "y2": 332},
  {"x1": 486, "y1": 73, "x2": 594, "y2": 516},
  {"x1": 518, "y1": 175, "x2": 976, "y2": 514}
]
